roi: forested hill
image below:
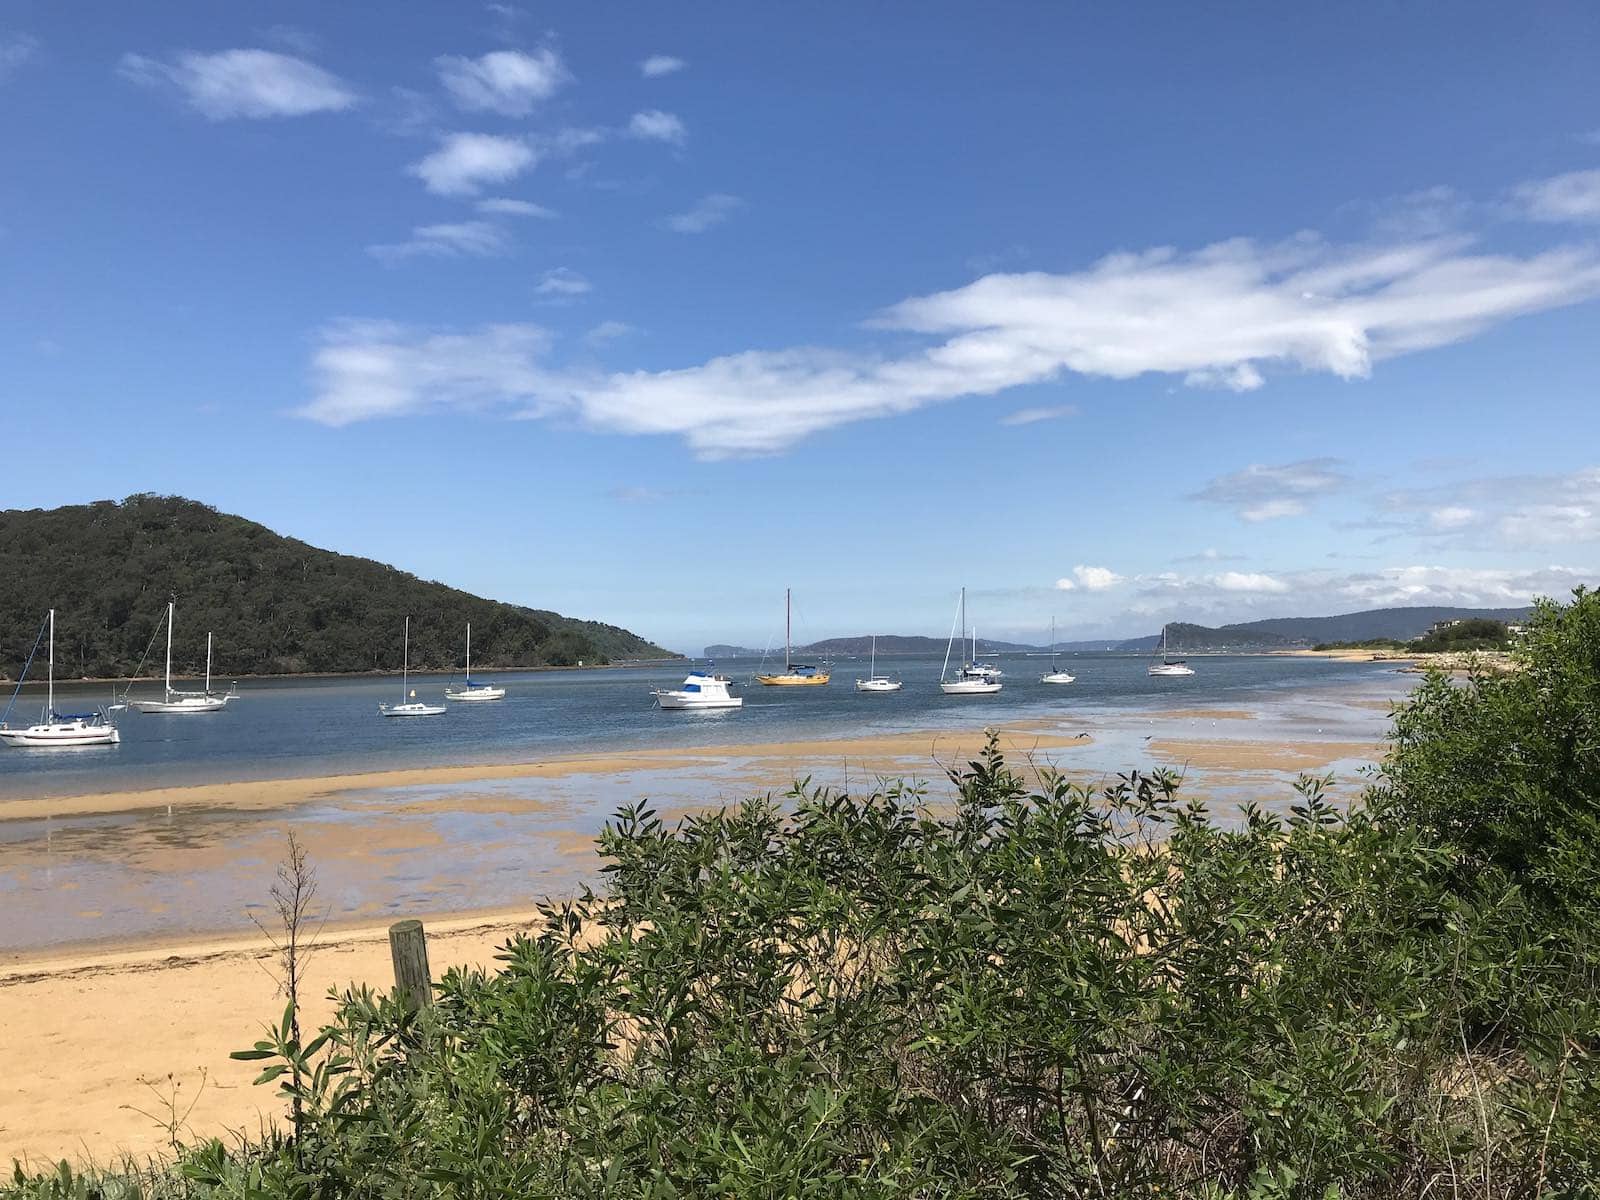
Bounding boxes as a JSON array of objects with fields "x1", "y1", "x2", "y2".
[{"x1": 0, "y1": 495, "x2": 675, "y2": 679}]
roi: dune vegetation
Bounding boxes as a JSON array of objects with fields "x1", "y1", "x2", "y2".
[{"x1": 9, "y1": 594, "x2": 1600, "y2": 1198}]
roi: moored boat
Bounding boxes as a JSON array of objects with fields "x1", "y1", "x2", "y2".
[
  {"x1": 381, "y1": 617, "x2": 447, "y2": 716},
  {"x1": 1148, "y1": 625, "x2": 1195, "y2": 677},
  {"x1": 445, "y1": 623, "x2": 506, "y2": 701},
  {"x1": 0, "y1": 610, "x2": 121, "y2": 748},
  {"x1": 756, "y1": 588, "x2": 830, "y2": 685},
  {"x1": 940, "y1": 589, "x2": 1003, "y2": 695},
  {"x1": 653, "y1": 669, "x2": 743, "y2": 709},
  {"x1": 129, "y1": 602, "x2": 236, "y2": 713}
]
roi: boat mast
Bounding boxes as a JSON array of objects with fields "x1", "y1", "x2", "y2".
[
  {"x1": 205, "y1": 632, "x2": 213, "y2": 694},
  {"x1": 870, "y1": 634, "x2": 876, "y2": 678},
  {"x1": 165, "y1": 600, "x2": 174, "y2": 698},
  {"x1": 47, "y1": 608, "x2": 54, "y2": 719},
  {"x1": 466, "y1": 622, "x2": 472, "y2": 681},
  {"x1": 402, "y1": 617, "x2": 410, "y2": 700},
  {"x1": 785, "y1": 588, "x2": 792, "y2": 670},
  {"x1": 1051, "y1": 617, "x2": 1057, "y2": 670}
]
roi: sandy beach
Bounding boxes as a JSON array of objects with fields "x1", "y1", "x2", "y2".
[{"x1": 1, "y1": 681, "x2": 1409, "y2": 1164}]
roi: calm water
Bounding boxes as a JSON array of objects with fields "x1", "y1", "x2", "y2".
[{"x1": 0, "y1": 653, "x2": 1404, "y2": 801}]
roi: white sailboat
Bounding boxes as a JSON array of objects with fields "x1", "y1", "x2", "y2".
[
  {"x1": 445, "y1": 623, "x2": 506, "y2": 702},
  {"x1": 1148, "y1": 625, "x2": 1195, "y2": 677},
  {"x1": 129, "y1": 602, "x2": 236, "y2": 713},
  {"x1": 1039, "y1": 618, "x2": 1075, "y2": 684},
  {"x1": 940, "y1": 588, "x2": 1003, "y2": 695},
  {"x1": 653, "y1": 667, "x2": 743, "y2": 710},
  {"x1": 854, "y1": 635, "x2": 903, "y2": 693},
  {"x1": 0, "y1": 610, "x2": 121, "y2": 747},
  {"x1": 381, "y1": 617, "x2": 447, "y2": 717}
]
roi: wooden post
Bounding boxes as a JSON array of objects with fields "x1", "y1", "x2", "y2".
[{"x1": 388, "y1": 919, "x2": 432, "y2": 1011}]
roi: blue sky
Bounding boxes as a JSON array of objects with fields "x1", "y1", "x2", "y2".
[{"x1": 2, "y1": 2, "x2": 1599, "y2": 653}]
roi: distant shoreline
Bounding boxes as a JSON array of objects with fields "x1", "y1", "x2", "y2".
[{"x1": 0, "y1": 656, "x2": 687, "y2": 688}]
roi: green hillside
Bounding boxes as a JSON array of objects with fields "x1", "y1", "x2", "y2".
[{"x1": 0, "y1": 495, "x2": 675, "y2": 679}]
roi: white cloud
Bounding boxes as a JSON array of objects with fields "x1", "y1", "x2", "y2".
[
  {"x1": 0, "y1": 33, "x2": 38, "y2": 80},
  {"x1": 640, "y1": 55, "x2": 685, "y2": 77},
  {"x1": 628, "y1": 109, "x2": 686, "y2": 144},
  {"x1": 1511, "y1": 169, "x2": 1600, "y2": 224},
  {"x1": 367, "y1": 221, "x2": 510, "y2": 264},
  {"x1": 410, "y1": 132, "x2": 535, "y2": 196},
  {"x1": 662, "y1": 193, "x2": 742, "y2": 233},
  {"x1": 536, "y1": 267, "x2": 592, "y2": 296},
  {"x1": 299, "y1": 185, "x2": 1600, "y2": 456},
  {"x1": 999, "y1": 404, "x2": 1078, "y2": 426},
  {"x1": 297, "y1": 322, "x2": 558, "y2": 426},
  {"x1": 476, "y1": 197, "x2": 556, "y2": 218},
  {"x1": 1383, "y1": 466, "x2": 1600, "y2": 545},
  {"x1": 1429, "y1": 505, "x2": 1477, "y2": 530},
  {"x1": 118, "y1": 48, "x2": 356, "y2": 119},
  {"x1": 1333, "y1": 564, "x2": 1588, "y2": 609},
  {"x1": 1055, "y1": 565, "x2": 1123, "y2": 592},
  {"x1": 436, "y1": 48, "x2": 569, "y2": 116},
  {"x1": 585, "y1": 320, "x2": 635, "y2": 346},
  {"x1": 1211, "y1": 571, "x2": 1289, "y2": 593},
  {"x1": 1191, "y1": 458, "x2": 1350, "y2": 521}
]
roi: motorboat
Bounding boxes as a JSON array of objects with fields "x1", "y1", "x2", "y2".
[
  {"x1": 755, "y1": 588, "x2": 830, "y2": 685},
  {"x1": 1148, "y1": 625, "x2": 1196, "y2": 677},
  {"x1": 654, "y1": 669, "x2": 743, "y2": 709},
  {"x1": 940, "y1": 589, "x2": 1003, "y2": 695},
  {"x1": 0, "y1": 610, "x2": 121, "y2": 748},
  {"x1": 130, "y1": 602, "x2": 236, "y2": 713},
  {"x1": 381, "y1": 617, "x2": 447, "y2": 716},
  {"x1": 1040, "y1": 618, "x2": 1075, "y2": 684},
  {"x1": 854, "y1": 635, "x2": 903, "y2": 692},
  {"x1": 445, "y1": 622, "x2": 506, "y2": 701}
]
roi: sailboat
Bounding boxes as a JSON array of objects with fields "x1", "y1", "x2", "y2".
[
  {"x1": 380, "y1": 617, "x2": 447, "y2": 716},
  {"x1": 129, "y1": 602, "x2": 236, "y2": 713},
  {"x1": 755, "y1": 588, "x2": 830, "y2": 685},
  {"x1": 0, "y1": 610, "x2": 121, "y2": 747},
  {"x1": 445, "y1": 623, "x2": 506, "y2": 702},
  {"x1": 854, "y1": 635, "x2": 903, "y2": 693},
  {"x1": 1039, "y1": 618, "x2": 1075, "y2": 684},
  {"x1": 940, "y1": 588, "x2": 1003, "y2": 695},
  {"x1": 1148, "y1": 624, "x2": 1195, "y2": 677}
]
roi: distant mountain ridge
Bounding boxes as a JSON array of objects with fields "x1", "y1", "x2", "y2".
[
  {"x1": 0, "y1": 495, "x2": 676, "y2": 679},
  {"x1": 705, "y1": 605, "x2": 1541, "y2": 659}
]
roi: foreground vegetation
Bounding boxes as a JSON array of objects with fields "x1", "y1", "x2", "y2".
[
  {"x1": 11, "y1": 595, "x2": 1600, "y2": 1197},
  {"x1": 0, "y1": 495, "x2": 671, "y2": 678}
]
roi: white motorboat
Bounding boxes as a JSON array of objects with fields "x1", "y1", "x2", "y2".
[
  {"x1": 940, "y1": 589, "x2": 1003, "y2": 695},
  {"x1": 129, "y1": 603, "x2": 236, "y2": 713},
  {"x1": 381, "y1": 617, "x2": 447, "y2": 717},
  {"x1": 0, "y1": 610, "x2": 121, "y2": 748},
  {"x1": 445, "y1": 623, "x2": 506, "y2": 702},
  {"x1": 1148, "y1": 625, "x2": 1195, "y2": 677},
  {"x1": 855, "y1": 635, "x2": 903, "y2": 693},
  {"x1": 653, "y1": 669, "x2": 743, "y2": 710},
  {"x1": 1040, "y1": 618, "x2": 1075, "y2": 684}
]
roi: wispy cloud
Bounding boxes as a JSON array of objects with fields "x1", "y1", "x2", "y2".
[
  {"x1": 1511, "y1": 169, "x2": 1600, "y2": 224},
  {"x1": 662, "y1": 192, "x2": 742, "y2": 233},
  {"x1": 536, "y1": 267, "x2": 592, "y2": 296},
  {"x1": 628, "y1": 109, "x2": 686, "y2": 144},
  {"x1": 367, "y1": 220, "x2": 510, "y2": 264},
  {"x1": 476, "y1": 197, "x2": 555, "y2": 218},
  {"x1": 118, "y1": 48, "x2": 357, "y2": 119},
  {"x1": 436, "y1": 48, "x2": 569, "y2": 116},
  {"x1": 1175, "y1": 548, "x2": 1245, "y2": 563},
  {"x1": 300, "y1": 176, "x2": 1600, "y2": 456},
  {"x1": 1055, "y1": 565, "x2": 1123, "y2": 591},
  {"x1": 298, "y1": 321, "x2": 558, "y2": 426},
  {"x1": 999, "y1": 404, "x2": 1077, "y2": 426},
  {"x1": 585, "y1": 320, "x2": 635, "y2": 346},
  {"x1": 409, "y1": 132, "x2": 535, "y2": 195},
  {"x1": 640, "y1": 55, "x2": 685, "y2": 78},
  {"x1": 1191, "y1": 459, "x2": 1351, "y2": 521},
  {"x1": 1381, "y1": 465, "x2": 1600, "y2": 545},
  {"x1": 0, "y1": 33, "x2": 38, "y2": 81}
]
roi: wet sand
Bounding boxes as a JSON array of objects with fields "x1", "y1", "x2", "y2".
[{"x1": 2, "y1": 680, "x2": 1412, "y2": 1163}]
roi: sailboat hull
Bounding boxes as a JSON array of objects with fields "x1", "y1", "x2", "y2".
[
  {"x1": 1148, "y1": 664, "x2": 1195, "y2": 677},
  {"x1": 854, "y1": 678, "x2": 902, "y2": 692},
  {"x1": 940, "y1": 679, "x2": 1003, "y2": 695},
  {"x1": 755, "y1": 672, "x2": 830, "y2": 686},
  {"x1": 1039, "y1": 672, "x2": 1076, "y2": 684},
  {"x1": 381, "y1": 703, "x2": 448, "y2": 717},
  {"x1": 0, "y1": 721, "x2": 120, "y2": 747},
  {"x1": 446, "y1": 687, "x2": 506, "y2": 701},
  {"x1": 129, "y1": 695, "x2": 231, "y2": 713}
]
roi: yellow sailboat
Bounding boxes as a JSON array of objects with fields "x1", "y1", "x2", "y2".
[{"x1": 755, "y1": 588, "x2": 831, "y2": 686}]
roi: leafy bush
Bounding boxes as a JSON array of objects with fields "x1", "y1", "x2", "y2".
[{"x1": 11, "y1": 598, "x2": 1600, "y2": 1198}]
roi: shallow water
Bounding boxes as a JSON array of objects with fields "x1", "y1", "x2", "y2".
[{"x1": 0, "y1": 653, "x2": 1405, "y2": 801}]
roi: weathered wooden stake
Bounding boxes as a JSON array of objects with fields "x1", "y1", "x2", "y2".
[{"x1": 388, "y1": 918, "x2": 432, "y2": 1011}]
